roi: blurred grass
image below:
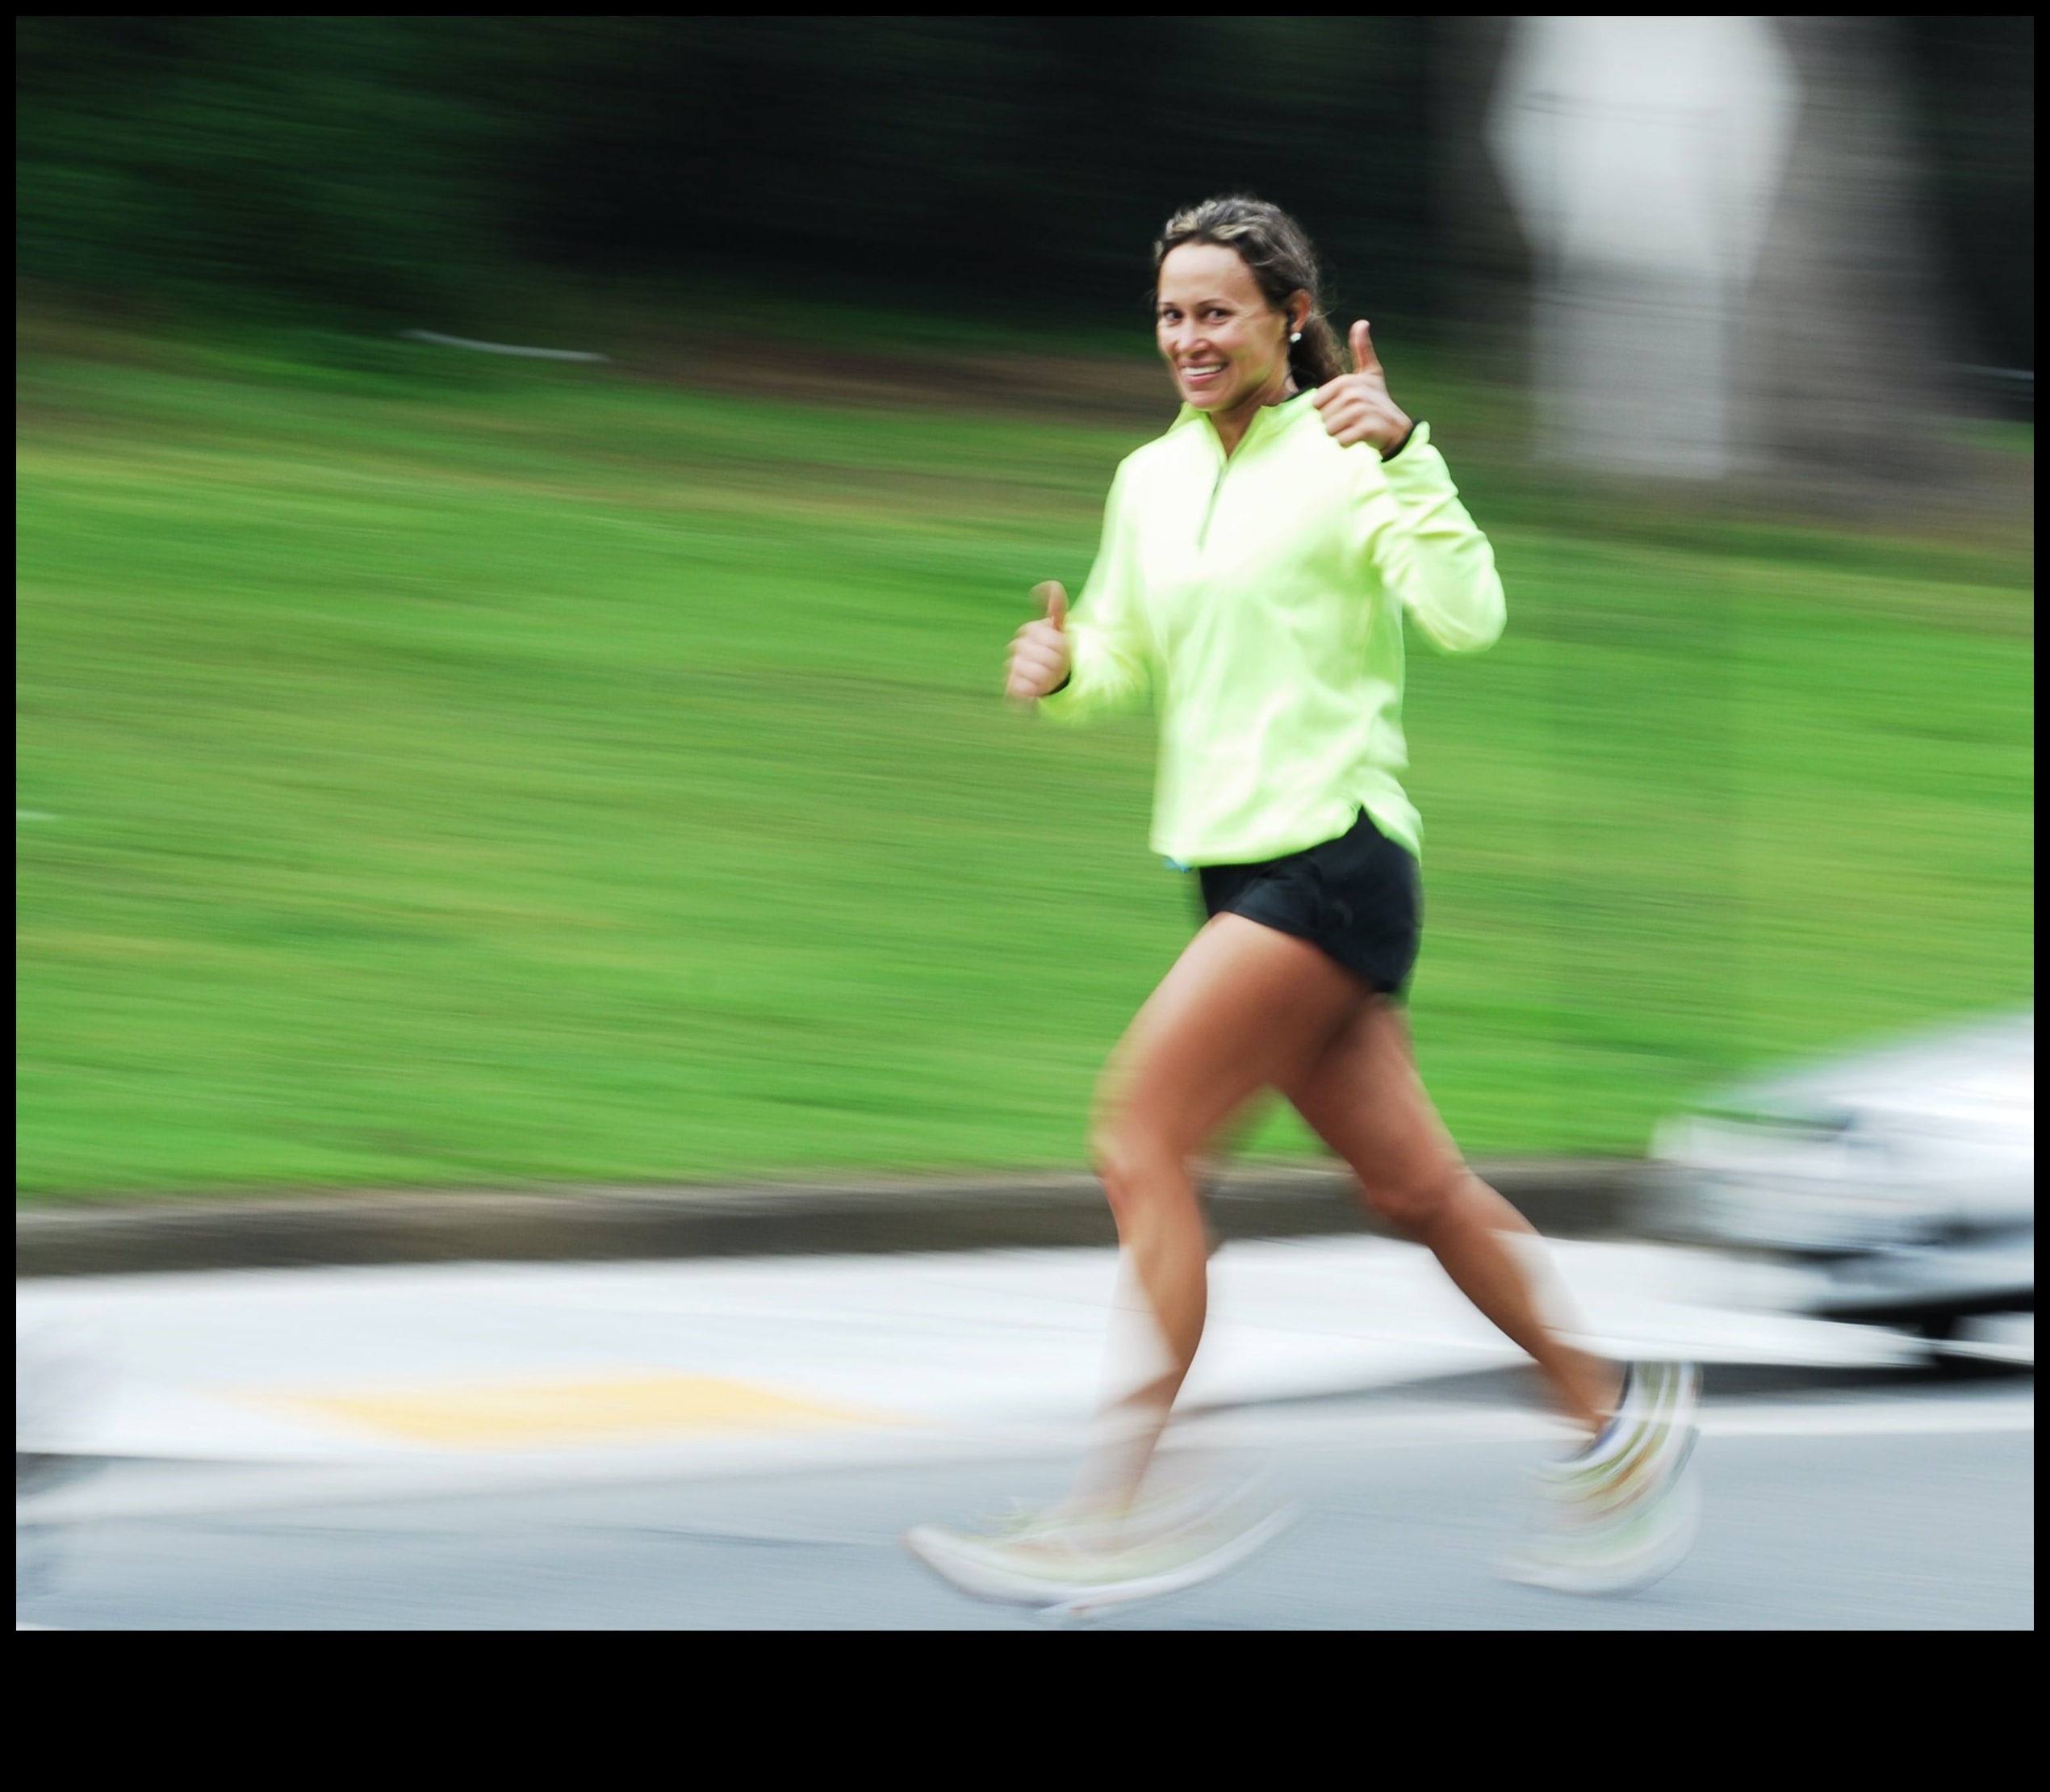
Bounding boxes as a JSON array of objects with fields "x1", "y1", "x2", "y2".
[{"x1": 15, "y1": 314, "x2": 2034, "y2": 1197}]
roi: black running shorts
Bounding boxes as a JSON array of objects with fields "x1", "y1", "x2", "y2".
[{"x1": 1196, "y1": 807, "x2": 1423, "y2": 998}]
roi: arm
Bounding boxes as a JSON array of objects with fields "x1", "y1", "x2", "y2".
[
  {"x1": 1314, "y1": 320, "x2": 1505, "y2": 654},
  {"x1": 1370, "y1": 423, "x2": 1506, "y2": 654},
  {"x1": 1036, "y1": 464, "x2": 1153, "y2": 722}
]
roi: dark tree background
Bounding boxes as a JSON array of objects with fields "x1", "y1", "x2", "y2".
[
  {"x1": 15, "y1": 15, "x2": 2033, "y2": 376},
  {"x1": 1901, "y1": 16, "x2": 2035, "y2": 377}
]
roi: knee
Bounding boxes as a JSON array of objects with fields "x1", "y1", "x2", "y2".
[
  {"x1": 1359, "y1": 1165, "x2": 1466, "y2": 1238},
  {"x1": 1089, "y1": 1113, "x2": 1181, "y2": 1226}
]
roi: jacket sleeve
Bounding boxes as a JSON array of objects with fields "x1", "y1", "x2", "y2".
[
  {"x1": 1036, "y1": 462, "x2": 1154, "y2": 722},
  {"x1": 1366, "y1": 422, "x2": 1506, "y2": 653}
]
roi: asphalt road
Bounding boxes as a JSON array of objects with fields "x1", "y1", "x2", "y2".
[{"x1": 18, "y1": 1370, "x2": 2032, "y2": 1629}]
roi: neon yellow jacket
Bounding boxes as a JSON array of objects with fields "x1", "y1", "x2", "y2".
[{"x1": 1039, "y1": 396, "x2": 1504, "y2": 865}]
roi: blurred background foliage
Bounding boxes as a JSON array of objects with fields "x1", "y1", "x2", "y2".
[
  {"x1": 14, "y1": 18, "x2": 2035, "y2": 1198},
  {"x1": 15, "y1": 16, "x2": 2032, "y2": 370}
]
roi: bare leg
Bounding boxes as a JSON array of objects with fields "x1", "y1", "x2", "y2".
[
  {"x1": 1187, "y1": 1092, "x2": 1279, "y2": 1258},
  {"x1": 1284, "y1": 999, "x2": 1621, "y2": 1434},
  {"x1": 1072, "y1": 915, "x2": 1366, "y2": 1509}
]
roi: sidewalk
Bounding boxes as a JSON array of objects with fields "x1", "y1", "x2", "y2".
[{"x1": 17, "y1": 1233, "x2": 1944, "y2": 1522}]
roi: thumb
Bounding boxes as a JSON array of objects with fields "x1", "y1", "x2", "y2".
[
  {"x1": 1034, "y1": 580, "x2": 1069, "y2": 630},
  {"x1": 1350, "y1": 319, "x2": 1381, "y2": 376}
]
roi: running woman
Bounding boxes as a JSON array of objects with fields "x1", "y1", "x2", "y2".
[{"x1": 906, "y1": 196, "x2": 1699, "y2": 1613}]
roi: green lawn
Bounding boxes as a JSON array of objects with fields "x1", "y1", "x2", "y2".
[{"x1": 15, "y1": 319, "x2": 2034, "y2": 1197}]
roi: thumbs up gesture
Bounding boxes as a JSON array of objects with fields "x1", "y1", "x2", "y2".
[
  {"x1": 1006, "y1": 580, "x2": 1072, "y2": 705},
  {"x1": 1311, "y1": 320, "x2": 1415, "y2": 458}
]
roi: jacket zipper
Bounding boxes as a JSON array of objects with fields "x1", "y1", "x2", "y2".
[
  {"x1": 1196, "y1": 404, "x2": 1282, "y2": 549},
  {"x1": 1197, "y1": 458, "x2": 1228, "y2": 550}
]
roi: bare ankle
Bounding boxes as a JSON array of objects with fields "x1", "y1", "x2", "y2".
[{"x1": 1574, "y1": 1359, "x2": 1626, "y2": 1437}]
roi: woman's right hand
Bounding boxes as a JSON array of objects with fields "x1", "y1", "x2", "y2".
[{"x1": 1005, "y1": 580, "x2": 1071, "y2": 705}]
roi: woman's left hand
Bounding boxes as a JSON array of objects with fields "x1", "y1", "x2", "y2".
[{"x1": 1312, "y1": 320, "x2": 1414, "y2": 458}]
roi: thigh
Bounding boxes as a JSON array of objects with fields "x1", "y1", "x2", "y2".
[
  {"x1": 1282, "y1": 996, "x2": 1464, "y2": 1203},
  {"x1": 1098, "y1": 915, "x2": 1368, "y2": 1157}
]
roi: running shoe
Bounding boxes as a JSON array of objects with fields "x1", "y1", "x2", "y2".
[
  {"x1": 903, "y1": 1473, "x2": 1297, "y2": 1617},
  {"x1": 1500, "y1": 1359, "x2": 1702, "y2": 1597}
]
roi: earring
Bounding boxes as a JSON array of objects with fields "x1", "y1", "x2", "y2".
[{"x1": 1290, "y1": 331, "x2": 1303, "y2": 342}]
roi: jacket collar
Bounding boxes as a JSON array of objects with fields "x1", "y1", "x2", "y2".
[{"x1": 1173, "y1": 387, "x2": 1315, "y2": 446}]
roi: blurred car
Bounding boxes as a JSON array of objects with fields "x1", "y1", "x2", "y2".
[{"x1": 1648, "y1": 1011, "x2": 2034, "y2": 1333}]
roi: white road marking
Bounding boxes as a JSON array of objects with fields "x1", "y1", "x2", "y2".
[
  {"x1": 1700, "y1": 1398, "x2": 2034, "y2": 1439},
  {"x1": 18, "y1": 1391, "x2": 2031, "y2": 1529},
  {"x1": 1194, "y1": 1392, "x2": 2034, "y2": 1453}
]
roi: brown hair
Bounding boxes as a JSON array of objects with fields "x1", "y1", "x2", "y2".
[{"x1": 1154, "y1": 195, "x2": 1348, "y2": 390}]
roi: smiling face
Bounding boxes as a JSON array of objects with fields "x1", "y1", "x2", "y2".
[{"x1": 1155, "y1": 241, "x2": 1303, "y2": 414}]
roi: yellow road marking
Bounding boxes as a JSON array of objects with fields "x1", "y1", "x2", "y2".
[{"x1": 257, "y1": 1372, "x2": 910, "y2": 1450}]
